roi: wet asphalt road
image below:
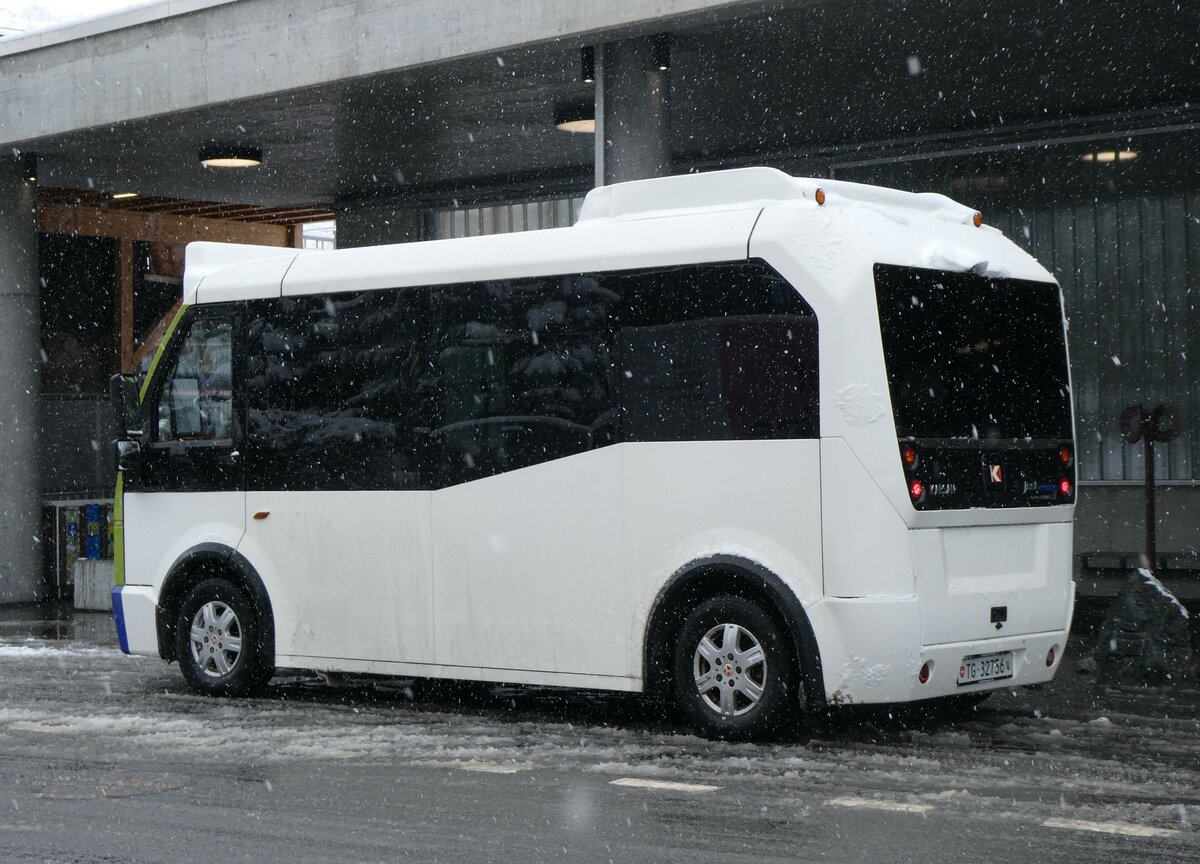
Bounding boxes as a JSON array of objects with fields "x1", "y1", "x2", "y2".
[{"x1": 0, "y1": 605, "x2": 1197, "y2": 864}]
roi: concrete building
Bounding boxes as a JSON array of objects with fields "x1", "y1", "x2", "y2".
[{"x1": 0, "y1": 0, "x2": 1197, "y2": 602}]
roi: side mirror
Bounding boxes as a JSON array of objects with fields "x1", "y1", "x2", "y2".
[
  {"x1": 109, "y1": 373, "x2": 143, "y2": 438},
  {"x1": 114, "y1": 439, "x2": 142, "y2": 473}
]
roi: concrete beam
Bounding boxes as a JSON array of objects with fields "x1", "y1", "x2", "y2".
[{"x1": 0, "y1": 0, "x2": 758, "y2": 148}]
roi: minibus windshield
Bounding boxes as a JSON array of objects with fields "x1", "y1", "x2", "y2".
[{"x1": 875, "y1": 264, "x2": 1072, "y2": 442}]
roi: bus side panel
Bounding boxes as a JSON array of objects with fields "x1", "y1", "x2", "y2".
[
  {"x1": 819, "y1": 437, "x2": 913, "y2": 597},
  {"x1": 432, "y1": 446, "x2": 625, "y2": 678},
  {"x1": 237, "y1": 490, "x2": 435, "y2": 665},
  {"x1": 625, "y1": 439, "x2": 824, "y2": 680},
  {"x1": 123, "y1": 491, "x2": 246, "y2": 592}
]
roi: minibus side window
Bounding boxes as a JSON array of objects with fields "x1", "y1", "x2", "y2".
[
  {"x1": 429, "y1": 274, "x2": 619, "y2": 485},
  {"x1": 155, "y1": 318, "x2": 233, "y2": 441},
  {"x1": 611, "y1": 261, "x2": 818, "y2": 442},
  {"x1": 244, "y1": 291, "x2": 428, "y2": 491}
]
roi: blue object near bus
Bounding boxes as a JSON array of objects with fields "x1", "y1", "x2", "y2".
[{"x1": 85, "y1": 503, "x2": 101, "y2": 559}]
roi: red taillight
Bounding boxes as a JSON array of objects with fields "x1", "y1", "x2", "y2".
[
  {"x1": 909, "y1": 478, "x2": 925, "y2": 501},
  {"x1": 918, "y1": 661, "x2": 931, "y2": 684},
  {"x1": 902, "y1": 446, "x2": 918, "y2": 469},
  {"x1": 1058, "y1": 477, "x2": 1072, "y2": 497},
  {"x1": 1059, "y1": 447, "x2": 1073, "y2": 466},
  {"x1": 1046, "y1": 646, "x2": 1057, "y2": 668}
]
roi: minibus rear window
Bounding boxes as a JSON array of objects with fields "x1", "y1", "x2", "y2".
[{"x1": 874, "y1": 264, "x2": 1072, "y2": 441}]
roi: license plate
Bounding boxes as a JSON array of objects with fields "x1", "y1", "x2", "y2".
[{"x1": 956, "y1": 651, "x2": 1013, "y2": 686}]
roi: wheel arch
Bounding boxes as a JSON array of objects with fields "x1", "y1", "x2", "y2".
[
  {"x1": 156, "y1": 543, "x2": 275, "y2": 664},
  {"x1": 642, "y1": 556, "x2": 826, "y2": 710}
]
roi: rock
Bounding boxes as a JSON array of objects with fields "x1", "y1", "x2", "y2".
[{"x1": 1092, "y1": 569, "x2": 1195, "y2": 685}]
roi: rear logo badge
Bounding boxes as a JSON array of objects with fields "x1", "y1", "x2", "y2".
[{"x1": 988, "y1": 464, "x2": 1003, "y2": 484}]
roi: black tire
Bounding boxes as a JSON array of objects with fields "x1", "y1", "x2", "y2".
[
  {"x1": 672, "y1": 596, "x2": 799, "y2": 740},
  {"x1": 176, "y1": 577, "x2": 274, "y2": 697}
]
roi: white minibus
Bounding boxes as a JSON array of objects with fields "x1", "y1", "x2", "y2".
[{"x1": 110, "y1": 167, "x2": 1076, "y2": 739}]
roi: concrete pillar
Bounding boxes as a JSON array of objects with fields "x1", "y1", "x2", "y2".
[
  {"x1": 0, "y1": 158, "x2": 43, "y2": 603},
  {"x1": 596, "y1": 37, "x2": 672, "y2": 186},
  {"x1": 333, "y1": 203, "x2": 424, "y2": 248}
]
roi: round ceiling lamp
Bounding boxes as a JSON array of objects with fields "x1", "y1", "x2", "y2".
[
  {"x1": 199, "y1": 144, "x2": 263, "y2": 168},
  {"x1": 553, "y1": 100, "x2": 595, "y2": 134}
]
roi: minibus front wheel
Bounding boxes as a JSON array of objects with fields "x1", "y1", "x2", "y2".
[
  {"x1": 672, "y1": 596, "x2": 798, "y2": 740},
  {"x1": 175, "y1": 577, "x2": 274, "y2": 696}
]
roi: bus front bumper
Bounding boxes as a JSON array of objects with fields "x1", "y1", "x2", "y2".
[{"x1": 111, "y1": 585, "x2": 159, "y2": 657}]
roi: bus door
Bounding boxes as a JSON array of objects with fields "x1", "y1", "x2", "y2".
[
  {"x1": 123, "y1": 306, "x2": 245, "y2": 586},
  {"x1": 239, "y1": 292, "x2": 437, "y2": 667}
]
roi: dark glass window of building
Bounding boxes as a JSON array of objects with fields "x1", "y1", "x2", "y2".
[
  {"x1": 244, "y1": 291, "x2": 429, "y2": 490},
  {"x1": 428, "y1": 275, "x2": 620, "y2": 486},
  {"x1": 610, "y1": 261, "x2": 819, "y2": 442}
]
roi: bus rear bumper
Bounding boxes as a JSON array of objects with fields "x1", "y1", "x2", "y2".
[
  {"x1": 111, "y1": 585, "x2": 159, "y2": 657},
  {"x1": 810, "y1": 596, "x2": 1070, "y2": 705}
]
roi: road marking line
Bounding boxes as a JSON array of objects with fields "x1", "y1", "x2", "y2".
[
  {"x1": 610, "y1": 778, "x2": 720, "y2": 793},
  {"x1": 458, "y1": 761, "x2": 528, "y2": 774},
  {"x1": 825, "y1": 796, "x2": 932, "y2": 814},
  {"x1": 1042, "y1": 817, "x2": 1179, "y2": 838}
]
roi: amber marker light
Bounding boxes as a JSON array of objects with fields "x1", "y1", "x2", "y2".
[
  {"x1": 902, "y1": 445, "x2": 918, "y2": 470},
  {"x1": 814, "y1": 188, "x2": 826, "y2": 205},
  {"x1": 973, "y1": 211, "x2": 984, "y2": 228}
]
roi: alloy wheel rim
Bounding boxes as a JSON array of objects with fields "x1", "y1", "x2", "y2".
[
  {"x1": 189, "y1": 601, "x2": 243, "y2": 678},
  {"x1": 692, "y1": 622, "x2": 767, "y2": 716}
]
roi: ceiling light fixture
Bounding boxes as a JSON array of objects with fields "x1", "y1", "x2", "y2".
[
  {"x1": 111, "y1": 191, "x2": 139, "y2": 200},
  {"x1": 1080, "y1": 149, "x2": 1137, "y2": 164},
  {"x1": 652, "y1": 33, "x2": 670, "y2": 73},
  {"x1": 581, "y1": 46, "x2": 595, "y2": 84},
  {"x1": 199, "y1": 144, "x2": 263, "y2": 168},
  {"x1": 22, "y1": 152, "x2": 37, "y2": 183},
  {"x1": 554, "y1": 100, "x2": 595, "y2": 134}
]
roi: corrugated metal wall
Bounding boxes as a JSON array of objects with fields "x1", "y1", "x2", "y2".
[
  {"x1": 429, "y1": 197, "x2": 586, "y2": 239},
  {"x1": 989, "y1": 194, "x2": 1199, "y2": 482}
]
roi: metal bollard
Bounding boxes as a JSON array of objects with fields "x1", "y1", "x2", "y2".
[{"x1": 1119, "y1": 402, "x2": 1184, "y2": 576}]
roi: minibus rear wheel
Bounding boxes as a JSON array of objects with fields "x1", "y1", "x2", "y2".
[
  {"x1": 672, "y1": 596, "x2": 797, "y2": 740},
  {"x1": 176, "y1": 577, "x2": 274, "y2": 697}
]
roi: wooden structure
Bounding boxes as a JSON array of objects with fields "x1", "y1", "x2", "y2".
[{"x1": 37, "y1": 188, "x2": 332, "y2": 372}]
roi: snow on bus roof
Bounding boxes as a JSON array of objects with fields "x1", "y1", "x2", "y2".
[
  {"x1": 181, "y1": 168, "x2": 1009, "y2": 304},
  {"x1": 577, "y1": 167, "x2": 979, "y2": 227}
]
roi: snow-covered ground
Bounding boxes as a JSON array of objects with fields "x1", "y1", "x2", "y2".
[{"x1": 0, "y1": 610, "x2": 1195, "y2": 862}]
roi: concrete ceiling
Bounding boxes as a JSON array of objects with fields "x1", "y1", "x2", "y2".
[{"x1": 9, "y1": 0, "x2": 1200, "y2": 210}]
